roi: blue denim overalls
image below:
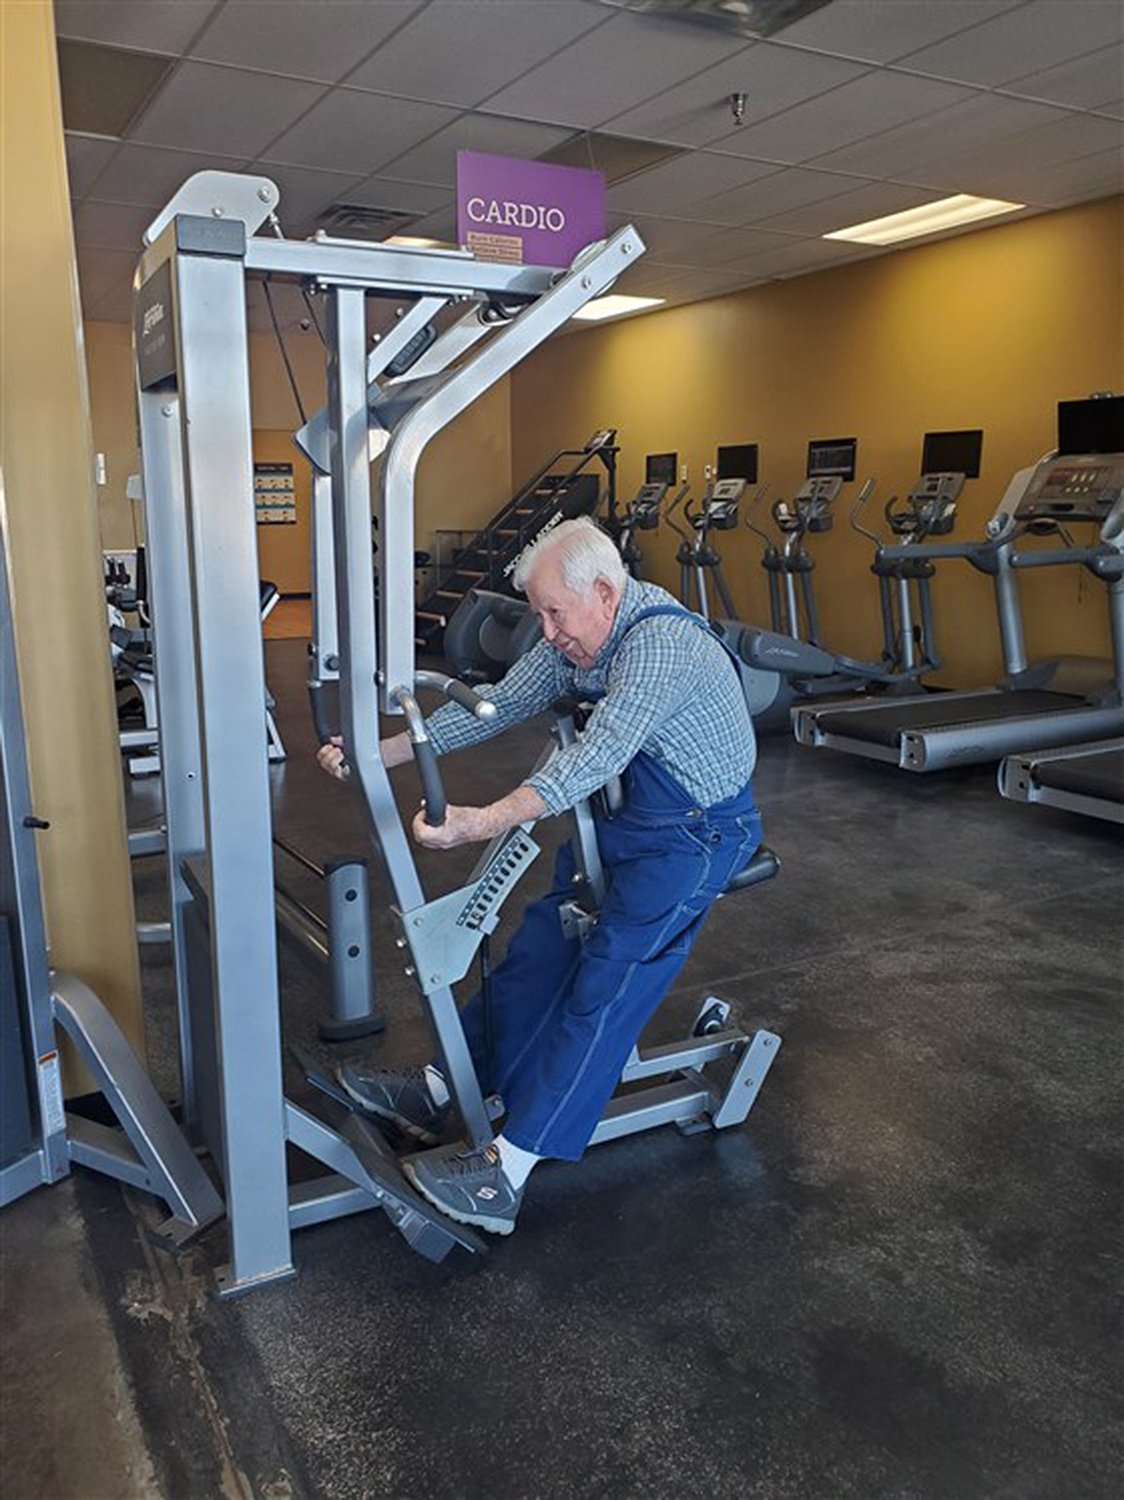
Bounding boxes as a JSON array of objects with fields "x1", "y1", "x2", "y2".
[{"x1": 458, "y1": 606, "x2": 763, "y2": 1160}]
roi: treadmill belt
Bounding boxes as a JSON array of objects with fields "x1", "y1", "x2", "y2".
[
  {"x1": 1036, "y1": 748, "x2": 1124, "y2": 802},
  {"x1": 815, "y1": 690, "x2": 1082, "y2": 748}
]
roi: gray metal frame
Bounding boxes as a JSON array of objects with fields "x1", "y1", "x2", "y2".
[
  {"x1": 998, "y1": 737, "x2": 1124, "y2": 824},
  {"x1": 0, "y1": 506, "x2": 220, "y2": 1237}
]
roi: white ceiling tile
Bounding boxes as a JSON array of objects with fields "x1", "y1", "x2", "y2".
[
  {"x1": 691, "y1": 166, "x2": 872, "y2": 226},
  {"x1": 1020, "y1": 148, "x2": 1124, "y2": 204},
  {"x1": 191, "y1": 1, "x2": 425, "y2": 84},
  {"x1": 127, "y1": 61, "x2": 326, "y2": 156},
  {"x1": 345, "y1": 1, "x2": 605, "y2": 105},
  {"x1": 603, "y1": 40, "x2": 867, "y2": 147},
  {"x1": 337, "y1": 174, "x2": 453, "y2": 214},
  {"x1": 397, "y1": 204, "x2": 459, "y2": 241},
  {"x1": 261, "y1": 89, "x2": 461, "y2": 174},
  {"x1": 84, "y1": 280, "x2": 138, "y2": 323},
  {"x1": 375, "y1": 114, "x2": 576, "y2": 186},
  {"x1": 76, "y1": 246, "x2": 137, "y2": 313},
  {"x1": 913, "y1": 112, "x2": 1124, "y2": 199},
  {"x1": 899, "y1": 0, "x2": 1124, "y2": 87},
  {"x1": 776, "y1": 0, "x2": 1025, "y2": 64},
  {"x1": 54, "y1": 0, "x2": 220, "y2": 53},
  {"x1": 85, "y1": 143, "x2": 252, "y2": 208},
  {"x1": 622, "y1": 216, "x2": 792, "y2": 267},
  {"x1": 755, "y1": 180, "x2": 940, "y2": 235},
  {"x1": 1003, "y1": 49, "x2": 1124, "y2": 113},
  {"x1": 607, "y1": 152, "x2": 778, "y2": 216},
  {"x1": 73, "y1": 200, "x2": 158, "y2": 252},
  {"x1": 710, "y1": 69, "x2": 975, "y2": 164},
  {"x1": 616, "y1": 261, "x2": 697, "y2": 297},
  {"x1": 808, "y1": 93, "x2": 1066, "y2": 178},
  {"x1": 65, "y1": 132, "x2": 120, "y2": 198},
  {"x1": 480, "y1": 10, "x2": 750, "y2": 130},
  {"x1": 719, "y1": 235, "x2": 884, "y2": 281}
]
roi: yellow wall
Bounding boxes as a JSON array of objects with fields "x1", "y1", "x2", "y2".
[
  {"x1": 1, "y1": 1, "x2": 143, "y2": 1068},
  {"x1": 85, "y1": 323, "x2": 513, "y2": 593},
  {"x1": 512, "y1": 196, "x2": 1124, "y2": 687}
]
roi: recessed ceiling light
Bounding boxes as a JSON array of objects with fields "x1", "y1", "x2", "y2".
[
  {"x1": 824, "y1": 195, "x2": 1025, "y2": 246},
  {"x1": 572, "y1": 294, "x2": 666, "y2": 322}
]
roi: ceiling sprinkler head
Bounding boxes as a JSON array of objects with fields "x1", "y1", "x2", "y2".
[{"x1": 729, "y1": 91, "x2": 747, "y2": 125}]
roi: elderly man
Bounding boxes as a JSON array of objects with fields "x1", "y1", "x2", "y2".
[{"x1": 319, "y1": 517, "x2": 761, "y2": 1236}]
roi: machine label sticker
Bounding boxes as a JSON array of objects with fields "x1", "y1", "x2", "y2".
[
  {"x1": 37, "y1": 1051, "x2": 66, "y2": 1138},
  {"x1": 457, "y1": 152, "x2": 604, "y2": 268},
  {"x1": 135, "y1": 259, "x2": 177, "y2": 388}
]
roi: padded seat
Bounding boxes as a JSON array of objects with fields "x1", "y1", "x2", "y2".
[{"x1": 722, "y1": 844, "x2": 780, "y2": 895}]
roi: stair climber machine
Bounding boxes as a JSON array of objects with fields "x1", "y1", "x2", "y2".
[
  {"x1": 128, "y1": 169, "x2": 781, "y2": 1288},
  {"x1": 444, "y1": 475, "x2": 687, "y2": 682},
  {"x1": 408, "y1": 429, "x2": 619, "y2": 655},
  {"x1": 704, "y1": 470, "x2": 959, "y2": 731},
  {"x1": 793, "y1": 396, "x2": 1124, "y2": 771}
]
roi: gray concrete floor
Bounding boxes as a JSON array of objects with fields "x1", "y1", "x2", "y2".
[{"x1": 3, "y1": 636, "x2": 1122, "y2": 1499}]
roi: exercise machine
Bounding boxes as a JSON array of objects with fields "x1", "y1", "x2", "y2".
[
  {"x1": 667, "y1": 477, "x2": 745, "y2": 621},
  {"x1": 616, "y1": 478, "x2": 673, "y2": 579},
  {"x1": 998, "y1": 738, "x2": 1124, "y2": 825},
  {"x1": 1, "y1": 507, "x2": 221, "y2": 1239},
  {"x1": 124, "y1": 168, "x2": 779, "y2": 1291},
  {"x1": 793, "y1": 401, "x2": 1124, "y2": 770}
]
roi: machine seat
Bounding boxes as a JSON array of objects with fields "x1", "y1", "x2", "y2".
[{"x1": 722, "y1": 844, "x2": 780, "y2": 895}]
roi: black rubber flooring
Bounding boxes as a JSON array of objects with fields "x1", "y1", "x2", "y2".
[{"x1": 86, "y1": 640, "x2": 1124, "y2": 1497}]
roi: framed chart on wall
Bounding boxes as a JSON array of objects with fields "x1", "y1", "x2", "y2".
[{"x1": 254, "y1": 462, "x2": 297, "y2": 524}]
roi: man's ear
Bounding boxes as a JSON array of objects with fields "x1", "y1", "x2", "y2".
[{"x1": 594, "y1": 577, "x2": 619, "y2": 613}]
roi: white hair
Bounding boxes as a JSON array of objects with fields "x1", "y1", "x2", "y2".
[{"x1": 512, "y1": 516, "x2": 626, "y2": 596}]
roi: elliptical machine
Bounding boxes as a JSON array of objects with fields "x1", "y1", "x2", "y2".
[
  {"x1": 666, "y1": 477, "x2": 746, "y2": 620},
  {"x1": 713, "y1": 470, "x2": 961, "y2": 729}
]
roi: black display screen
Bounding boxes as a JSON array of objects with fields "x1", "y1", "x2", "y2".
[
  {"x1": 922, "y1": 429, "x2": 983, "y2": 478},
  {"x1": 716, "y1": 443, "x2": 759, "y2": 482},
  {"x1": 1057, "y1": 396, "x2": 1124, "y2": 456},
  {"x1": 807, "y1": 438, "x2": 856, "y2": 481},
  {"x1": 645, "y1": 451, "x2": 678, "y2": 484}
]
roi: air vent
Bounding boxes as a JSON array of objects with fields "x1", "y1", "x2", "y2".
[
  {"x1": 57, "y1": 39, "x2": 175, "y2": 138},
  {"x1": 314, "y1": 202, "x2": 419, "y2": 240},
  {"x1": 596, "y1": 0, "x2": 832, "y2": 39},
  {"x1": 538, "y1": 133, "x2": 685, "y2": 185}
]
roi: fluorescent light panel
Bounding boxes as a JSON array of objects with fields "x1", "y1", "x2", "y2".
[
  {"x1": 824, "y1": 194, "x2": 1025, "y2": 246},
  {"x1": 572, "y1": 294, "x2": 665, "y2": 322}
]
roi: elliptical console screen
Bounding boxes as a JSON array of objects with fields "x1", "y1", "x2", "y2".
[
  {"x1": 646, "y1": 451, "x2": 677, "y2": 485},
  {"x1": 1057, "y1": 396, "x2": 1124, "y2": 456},
  {"x1": 717, "y1": 444, "x2": 759, "y2": 482},
  {"x1": 922, "y1": 429, "x2": 983, "y2": 479},
  {"x1": 807, "y1": 438, "x2": 857, "y2": 481}
]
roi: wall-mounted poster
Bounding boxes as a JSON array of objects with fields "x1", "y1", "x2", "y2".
[{"x1": 254, "y1": 461, "x2": 296, "y2": 524}]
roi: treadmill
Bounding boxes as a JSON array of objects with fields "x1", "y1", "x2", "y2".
[
  {"x1": 793, "y1": 395, "x2": 1124, "y2": 772},
  {"x1": 999, "y1": 738, "x2": 1124, "y2": 826}
]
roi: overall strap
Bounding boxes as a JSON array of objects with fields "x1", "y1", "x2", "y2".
[{"x1": 614, "y1": 604, "x2": 742, "y2": 673}]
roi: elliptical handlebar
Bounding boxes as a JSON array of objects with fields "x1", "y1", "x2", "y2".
[
  {"x1": 663, "y1": 481, "x2": 694, "y2": 544},
  {"x1": 743, "y1": 482, "x2": 774, "y2": 548},
  {"x1": 849, "y1": 478, "x2": 883, "y2": 548}
]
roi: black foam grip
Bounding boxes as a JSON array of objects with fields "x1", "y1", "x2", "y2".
[{"x1": 415, "y1": 742, "x2": 447, "y2": 826}]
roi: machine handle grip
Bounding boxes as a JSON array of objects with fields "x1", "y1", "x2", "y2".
[
  {"x1": 392, "y1": 687, "x2": 448, "y2": 826},
  {"x1": 415, "y1": 669, "x2": 497, "y2": 720},
  {"x1": 308, "y1": 682, "x2": 335, "y2": 746}
]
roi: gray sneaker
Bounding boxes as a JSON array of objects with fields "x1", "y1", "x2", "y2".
[
  {"x1": 403, "y1": 1145, "x2": 524, "y2": 1236},
  {"x1": 337, "y1": 1063, "x2": 450, "y2": 1145}
]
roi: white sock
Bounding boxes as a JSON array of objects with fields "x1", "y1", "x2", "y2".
[
  {"x1": 424, "y1": 1065, "x2": 450, "y2": 1107},
  {"x1": 494, "y1": 1134, "x2": 540, "y2": 1190}
]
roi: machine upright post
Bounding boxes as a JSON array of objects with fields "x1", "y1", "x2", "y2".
[{"x1": 173, "y1": 238, "x2": 293, "y2": 1293}]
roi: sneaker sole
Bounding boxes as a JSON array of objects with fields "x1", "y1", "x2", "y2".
[
  {"x1": 402, "y1": 1159, "x2": 517, "y2": 1236},
  {"x1": 337, "y1": 1075, "x2": 441, "y2": 1146}
]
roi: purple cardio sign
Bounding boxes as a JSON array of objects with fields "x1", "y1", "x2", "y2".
[{"x1": 456, "y1": 151, "x2": 605, "y2": 269}]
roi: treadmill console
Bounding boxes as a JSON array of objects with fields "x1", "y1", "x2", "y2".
[
  {"x1": 1016, "y1": 453, "x2": 1124, "y2": 524},
  {"x1": 902, "y1": 472, "x2": 963, "y2": 536},
  {"x1": 704, "y1": 477, "x2": 746, "y2": 528}
]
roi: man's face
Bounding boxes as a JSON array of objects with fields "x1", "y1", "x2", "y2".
[{"x1": 525, "y1": 551, "x2": 620, "y2": 670}]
